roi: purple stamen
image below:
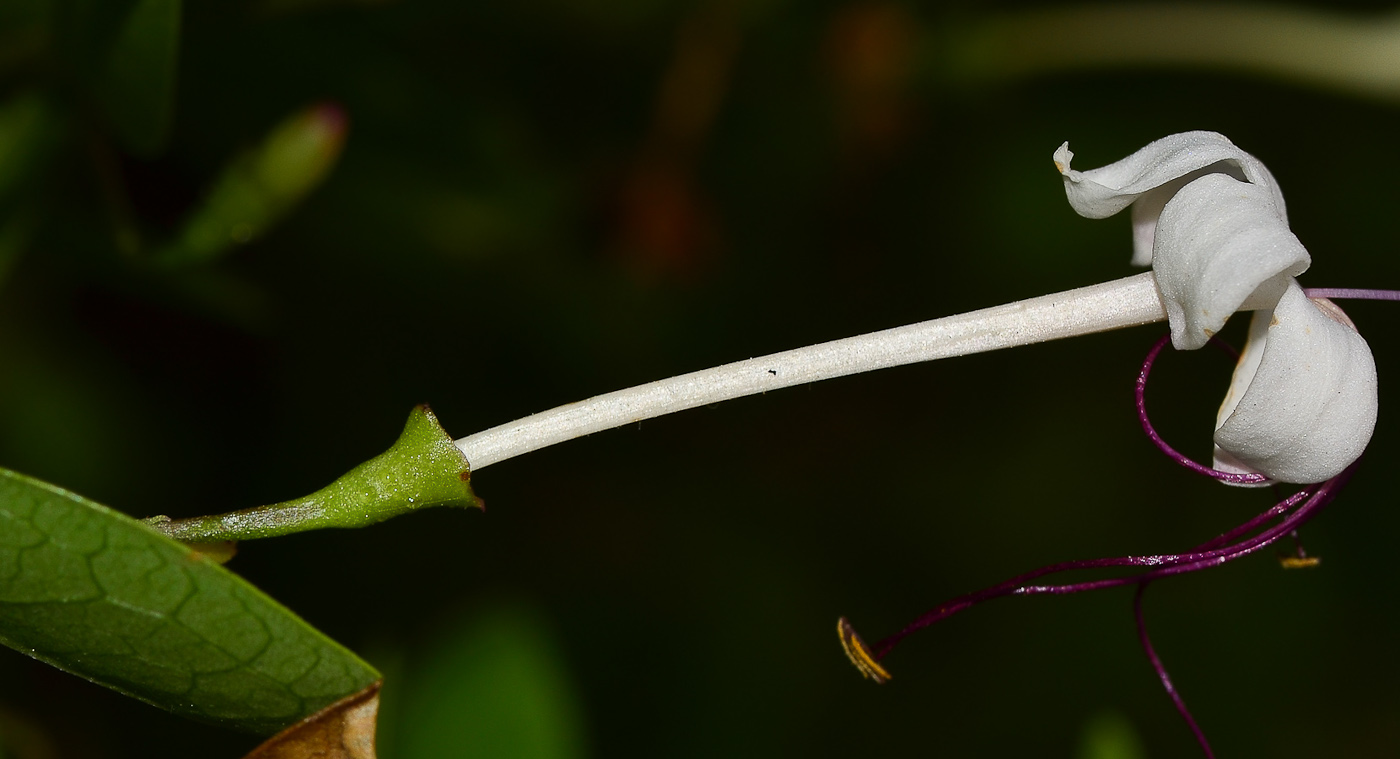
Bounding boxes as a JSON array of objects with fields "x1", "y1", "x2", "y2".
[
  {"x1": 857, "y1": 463, "x2": 1353, "y2": 754},
  {"x1": 1287, "y1": 530, "x2": 1308, "y2": 560},
  {"x1": 1136, "y1": 334, "x2": 1268, "y2": 485},
  {"x1": 870, "y1": 472, "x2": 1342, "y2": 656},
  {"x1": 1193, "y1": 487, "x2": 1310, "y2": 552},
  {"x1": 843, "y1": 331, "x2": 1365, "y2": 756},
  {"x1": 1302, "y1": 287, "x2": 1400, "y2": 301},
  {"x1": 1135, "y1": 583, "x2": 1214, "y2": 759}
]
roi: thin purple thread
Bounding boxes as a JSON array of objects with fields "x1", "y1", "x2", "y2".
[
  {"x1": 872, "y1": 470, "x2": 1343, "y2": 656},
  {"x1": 1135, "y1": 583, "x2": 1214, "y2": 758},
  {"x1": 1303, "y1": 287, "x2": 1400, "y2": 301},
  {"x1": 867, "y1": 468, "x2": 1354, "y2": 759},
  {"x1": 1136, "y1": 334, "x2": 1268, "y2": 485},
  {"x1": 1192, "y1": 487, "x2": 1310, "y2": 552},
  {"x1": 1287, "y1": 529, "x2": 1309, "y2": 560},
  {"x1": 862, "y1": 330, "x2": 1364, "y2": 756}
]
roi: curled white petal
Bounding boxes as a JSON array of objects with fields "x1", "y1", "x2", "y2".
[
  {"x1": 1055, "y1": 131, "x2": 1287, "y2": 266},
  {"x1": 1213, "y1": 282, "x2": 1378, "y2": 484},
  {"x1": 1152, "y1": 173, "x2": 1310, "y2": 350}
]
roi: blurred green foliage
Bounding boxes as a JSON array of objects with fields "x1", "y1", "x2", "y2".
[
  {"x1": 158, "y1": 103, "x2": 346, "y2": 265},
  {"x1": 3, "y1": 0, "x2": 1400, "y2": 756},
  {"x1": 384, "y1": 604, "x2": 585, "y2": 759},
  {"x1": 100, "y1": 0, "x2": 180, "y2": 157},
  {"x1": 1076, "y1": 711, "x2": 1147, "y2": 759}
]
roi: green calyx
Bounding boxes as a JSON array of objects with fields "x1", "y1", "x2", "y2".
[{"x1": 153, "y1": 405, "x2": 480, "y2": 543}]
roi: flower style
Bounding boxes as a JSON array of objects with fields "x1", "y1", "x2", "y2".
[{"x1": 838, "y1": 132, "x2": 1386, "y2": 756}]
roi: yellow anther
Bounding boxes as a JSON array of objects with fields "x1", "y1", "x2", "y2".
[{"x1": 837, "y1": 617, "x2": 891, "y2": 684}]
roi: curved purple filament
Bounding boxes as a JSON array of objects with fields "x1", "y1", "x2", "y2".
[
  {"x1": 871, "y1": 471, "x2": 1343, "y2": 656},
  {"x1": 1136, "y1": 334, "x2": 1267, "y2": 486},
  {"x1": 851, "y1": 330, "x2": 1365, "y2": 756},
  {"x1": 1136, "y1": 583, "x2": 1215, "y2": 759}
]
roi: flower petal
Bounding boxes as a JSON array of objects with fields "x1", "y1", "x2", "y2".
[
  {"x1": 1213, "y1": 282, "x2": 1377, "y2": 484},
  {"x1": 1152, "y1": 173, "x2": 1310, "y2": 350},
  {"x1": 1055, "y1": 131, "x2": 1287, "y2": 266}
]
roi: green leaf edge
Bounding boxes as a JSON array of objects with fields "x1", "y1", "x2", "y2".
[{"x1": 0, "y1": 467, "x2": 381, "y2": 734}]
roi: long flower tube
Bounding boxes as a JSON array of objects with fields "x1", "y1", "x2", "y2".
[
  {"x1": 454, "y1": 269, "x2": 1285, "y2": 471},
  {"x1": 454, "y1": 273, "x2": 1173, "y2": 470}
]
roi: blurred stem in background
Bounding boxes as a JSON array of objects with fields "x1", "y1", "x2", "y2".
[{"x1": 942, "y1": 3, "x2": 1400, "y2": 102}]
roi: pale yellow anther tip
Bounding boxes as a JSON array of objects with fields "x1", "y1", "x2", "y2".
[{"x1": 837, "y1": 617, "x2": 892, "y2": 684}]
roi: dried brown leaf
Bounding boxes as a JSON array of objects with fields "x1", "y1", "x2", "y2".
[{"x1": 242, "y1": 681, "x2": 381, "y2": 759}]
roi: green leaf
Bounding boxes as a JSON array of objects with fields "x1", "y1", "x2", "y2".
[
  {"x1": 0, "y1": 468, "x2": 380, "y2": 735},
  {"x1": 101, "y1": 0, "x2": 180, "y2": 156}
]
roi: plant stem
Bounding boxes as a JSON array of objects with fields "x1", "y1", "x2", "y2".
[
  {"x1": 152, "y1": 406, "x2": 479, "y2": 542},
  {"x1": 456, "y1": 271, "x2": 1166, "y2": 469},
  {"x1": 944, "y1": 4, "x2": 1400, "y2": 102}
]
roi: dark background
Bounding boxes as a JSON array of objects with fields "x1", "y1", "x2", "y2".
[{"x1": 2, "y1": 0, "x2": 1399, "y2": 756}]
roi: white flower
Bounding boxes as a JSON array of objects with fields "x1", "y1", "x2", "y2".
[
  {"x1": 1213, "y1": 283, "x2": 1377, "y2": 483},
  {"x1": 1057, "y1": 132, "x2": 1377, "y2": 484}
]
